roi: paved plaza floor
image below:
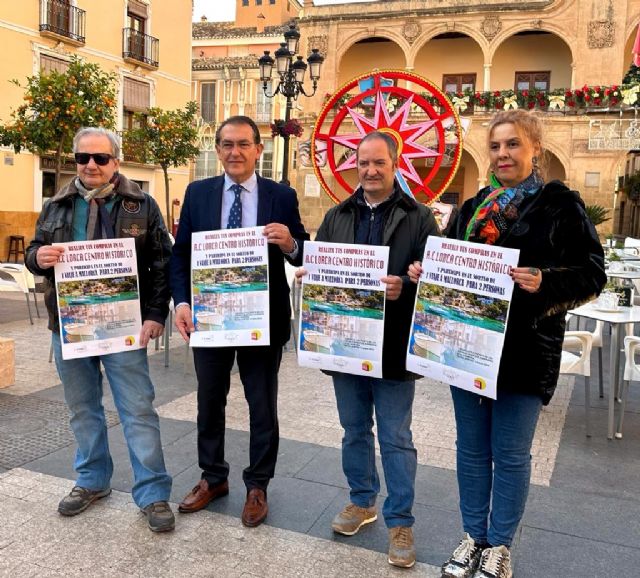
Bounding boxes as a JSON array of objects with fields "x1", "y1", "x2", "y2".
[{"x1": 1, "y1": 291, "x2": 639, "y2": 577}]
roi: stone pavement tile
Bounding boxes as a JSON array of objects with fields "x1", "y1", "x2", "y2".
[
  {"x1": 0, "y1": 468, "x2": 440, "y2": 578},
  {"x1": 260, "y1": 474, "x2": 343, "y2": 533},
  {"x1": 0, "y1": 394, "x2": 119, "y2": 470},
  {"x1": 157, "y1": 352, "x2": 574, "y2": 487},
  {"x1": 171, "y1": 461, "x2": 343, "y2": 534},
  {"x1": 524, "y1": 484, "x2": 640, "y2": 550},
  {"x1": 550, "y1": 402, "x2": 640, "y2": 501},
  {"x1": 307, "y1": 488, "x2": 462, "y2": 568},
  {"x1": 514, "y1": 526, "x2": 640, "y2": 578},
  {"x1": 0, "y1": 314, "x2": 59, "y2": 397}
]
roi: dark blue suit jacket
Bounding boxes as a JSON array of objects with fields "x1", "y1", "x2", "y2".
[{"x1": 170, "y1": 174, "x2": 309, "y2": 346}]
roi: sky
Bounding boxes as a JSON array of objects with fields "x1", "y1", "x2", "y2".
[{"x1": 192, "y1": 0, "x2": 373, "y2": 22}]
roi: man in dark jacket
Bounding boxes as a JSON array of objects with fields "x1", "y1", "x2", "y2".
[
  {"x1": 26, "y1": 127, "x2": 174, "y2": 533},
  {"x1": 314, "y1": 131, "x2": 439, "y2": 568},
  {"x1": 170, "y1": 116, "x2": 309, "y2": 528}
]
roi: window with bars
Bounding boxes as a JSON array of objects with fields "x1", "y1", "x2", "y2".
[
  {"x1": 200, "y1": 82, "x2": 216, "y2": 124},
  {"x1": 195, "y1": 150, "x2": 219, "y2": 181},
  {"x1": 442, "y1": 73, "x2": 476, "y2": 94},
  {"x1": 258, "y1": 139, "x2": 273, "y2": 179},
  {"x1": 255, "y1": 81, "x2": 272, "y2": 123},
  {"x1": 514, "y1": 71, "x2": 550, "y2": 91}
]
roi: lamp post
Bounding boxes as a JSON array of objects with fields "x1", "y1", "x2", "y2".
[{"x1": 258, "y1": 23, "x2": 324, "y2": 184}]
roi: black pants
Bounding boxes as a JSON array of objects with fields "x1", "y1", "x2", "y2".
[{"x1": 192, "y1": 344, "x2": 282, "y2": 491}]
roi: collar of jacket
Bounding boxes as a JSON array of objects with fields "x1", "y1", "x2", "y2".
[
  {"x1": 51, "y1": 173, "x2": 145, "y2": 203},
  {"x1": 340, "y1": 180, "x2": 418, "y2": 213}
]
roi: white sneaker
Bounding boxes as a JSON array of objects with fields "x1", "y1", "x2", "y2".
[{"x1": 472, "y1": 545, "x2": 512, "y2": 578}]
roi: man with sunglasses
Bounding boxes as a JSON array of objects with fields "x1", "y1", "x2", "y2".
[
  {"x1": 26, "y1": 127, "x2": 174, "y2": 533},
  {"x1": 170, "y1": 116, "x2": 309, "y2": 527}
]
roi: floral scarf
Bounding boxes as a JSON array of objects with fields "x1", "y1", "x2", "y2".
[{"x1": 463, "y1": 172, "x2": 544, "y2": 245}]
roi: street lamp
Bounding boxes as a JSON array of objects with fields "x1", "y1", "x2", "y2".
[{"x1": 258, "y1": 23, "x2": 324, "y2": 183}]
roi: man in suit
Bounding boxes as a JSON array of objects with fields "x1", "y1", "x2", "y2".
[{"x1": 170, "y1": 115, "x2": 309, "y2": 527}]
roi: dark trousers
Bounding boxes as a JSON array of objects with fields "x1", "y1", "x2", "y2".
[{"x1": 192, "y1": 344, "x2": 282, "y2": 491}]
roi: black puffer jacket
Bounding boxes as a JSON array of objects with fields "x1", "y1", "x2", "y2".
[
  {"x1": 316, "y1": 184, "x2": 440, "y2": 380},
  {"x1": 449, "y1": 180, "x2": 606, "y2": 403},
  {"x1": 26, "y1": 175, "x2": 172, "y2": 332}
]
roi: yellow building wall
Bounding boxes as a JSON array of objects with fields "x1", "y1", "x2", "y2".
[
  {"x1": 414, "y1": 38, "x2": 485, "y2": 90},
  {"x1": 0, "y1": 1, "x2": 192, "y2": 256},
  {"x1": 491, "y1": 35, "x2": 573, "y2": 91},
  {"x1": 338, "y1": 41, "x2": 407, "y2": 84}
]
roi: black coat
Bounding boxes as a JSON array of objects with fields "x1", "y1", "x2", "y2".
[
  {"x1": 316, "y1": 184, "x2": 440, "y2": 380},
  {"x1": 449, "y1": 180, "x2": 607, "y2": 403},
  {"x1": 26, "y1": 175, "x2": 172, "y2": 332}
]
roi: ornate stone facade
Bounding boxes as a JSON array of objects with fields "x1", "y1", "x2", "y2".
[
  {"x1": 587, "y1": 20, "x2": 616, "y2": 49},
  {"x1": 480, "y1": 15, "x2": 502, "y2": 41}
]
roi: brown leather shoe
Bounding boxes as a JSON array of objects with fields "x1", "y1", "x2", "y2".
[
  {"x1": 241, "y1": 488, "x2": 268, "y2": 527},
  {"x1": 178, "y1": 479, "x2": 229, "y2": 513}
]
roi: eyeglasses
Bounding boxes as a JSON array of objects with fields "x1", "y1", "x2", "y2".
[{"x1": 74, "y1": 152, "x2": 114, "y2": 166}]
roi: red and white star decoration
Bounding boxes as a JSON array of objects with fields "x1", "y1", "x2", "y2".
[{"x1": 331, "y1": 93, "x2": 441, "y2": 188}]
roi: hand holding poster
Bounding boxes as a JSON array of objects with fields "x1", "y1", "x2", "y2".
[
  {"x1": 54, "y1": 238, "x2": 142, "y2": 360},
  {"x1": 190, "y1": 227, "x2": 269, "y2": 347},
  {"x1": 406, "y1": 237, "x2": 520, "y2": 399},
  {"x1": 298, "y1": 241, "x2": 389, "y2": 377}
]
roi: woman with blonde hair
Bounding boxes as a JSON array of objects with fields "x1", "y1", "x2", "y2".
[{"x1": 409, "y1": 110, "x2": 606, "y2": 578}]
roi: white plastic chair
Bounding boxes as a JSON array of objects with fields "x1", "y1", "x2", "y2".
[
  {"x1": 0, "y1": 264, "x2": 40, "y2": 324},
  {"x1": 560, "y1": 331, "x2": 594, "y2": 437},
  {"x1": 616, "y1": 335, "x2": 640, "y2": 438},
  {"x1": 565, "y1": 315, "x2": 604, "y2": 399}
]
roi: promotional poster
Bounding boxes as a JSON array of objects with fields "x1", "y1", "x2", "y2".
[
  {"x1": 190, "y1": 227, "x2": 270, "y2": 347},
  {"x1": 298, "y1": 241, "x2": 389, "y2": 378},
  {"x1": 54, "y1": 238, "x2": 142, "y2": 360},
  {"x1": 407, "y1": 237, "x2": 519, "y2": 399}
]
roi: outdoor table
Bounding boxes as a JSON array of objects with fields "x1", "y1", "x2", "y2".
[
  {"x1": 605, "y1": 268, "x2": 640, "y2": 280},
  {"x1": 568, "y1": 301, "x2": 640, "y2": 439}
]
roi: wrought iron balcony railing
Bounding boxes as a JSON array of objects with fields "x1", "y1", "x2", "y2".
[
  {"x1": 122, "y1": 28, "x2": 159, "y2": 68},
  {"x1": 39, "y1": 0, "x2": 85, "y2": 44}
]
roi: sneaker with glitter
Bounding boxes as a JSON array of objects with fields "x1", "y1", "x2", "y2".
[{"x1": 441, "y1": 533, "x2": 484, "y2": 578}]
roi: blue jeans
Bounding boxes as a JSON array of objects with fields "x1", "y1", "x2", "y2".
[
  {"x1": 52, "y1": 332, "x2": 172, "y2": 508},
  {"x1": 333, "y1": 373, "x2": 417, "y2": 528},
  {"x1": 450, "y1": 386, "x2": 542, "y2": 547}
]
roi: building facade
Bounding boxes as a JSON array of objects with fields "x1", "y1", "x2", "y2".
[
  {"x1": 0, "y1": 0, "x2": 192, "y2": 258},
  {"x1": 191, "y1": 0, "x2": 302, "y2": 187},
  {"x1": 192, "y1": 0, "x2": 640, "y2": 237},
  {"x1": 295, "y1": 0, "x2": 640, "y2": 235}
]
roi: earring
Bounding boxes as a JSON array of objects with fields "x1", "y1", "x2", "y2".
[{"x1": 532, "y1": 156, "x2": 539, "y2": 174}]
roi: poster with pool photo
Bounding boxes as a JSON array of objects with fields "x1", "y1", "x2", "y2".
[
  {"x1": 53, "y1": 238, "x2": 142, "y2": 360},
  {"x1": 406, "y1": 237, "x2": 519, "y2": 399},
  {"x1": 190, "y1": 227, "x2": 270, "y2": 347},
  {"x1": 298, "y1": 241, "x2": 389, "y2": 378}
]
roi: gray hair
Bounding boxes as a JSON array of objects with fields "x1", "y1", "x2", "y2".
[
  {"x1": 73, "y1": 127, "x2": 121, "y2": 159},
  {"x1": 357, "y1": 131, "x2": 398, "y2": 164}
]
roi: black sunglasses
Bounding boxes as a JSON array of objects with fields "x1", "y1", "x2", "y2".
[{"x1": 74, "y1": 152, "x2": 114, "y2": 166}]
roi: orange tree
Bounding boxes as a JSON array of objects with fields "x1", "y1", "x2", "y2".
[
  {"x1": 0, "y1": 56, "x2": 117, "y2": 190},
  {"x1": 129, "y1": 101, "x2": 200, "y2": 227}
]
